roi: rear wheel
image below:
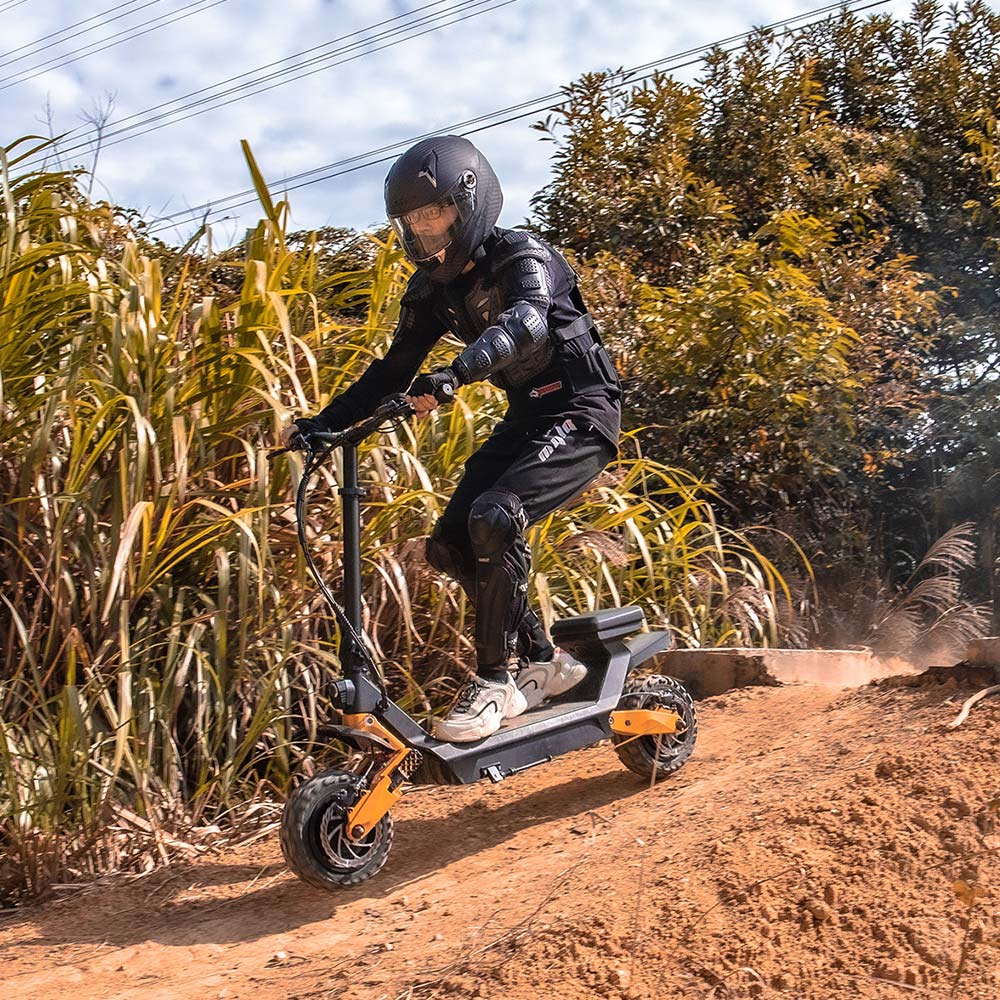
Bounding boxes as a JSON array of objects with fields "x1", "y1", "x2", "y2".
[
  {"x1": 280, "y1": 769, "x2": 393, "y2": 889},
  {"x1": 612, "y1": 674, "x2": 697, "y2": 780}
]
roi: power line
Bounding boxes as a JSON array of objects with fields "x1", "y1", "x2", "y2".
[
  {"x1": 146, "y1": 0, "x2": 872, "y2": 232},
  {"x1": 48, "y1": 0, "x2": 864, "y2": 180},
  {"x1": 26, "y1": 0, "x2": 509, "y2": 165},
  {"x1": 84, "y1": 0, "x2": 459, "y2": 135},
  {"x1": 0, "y1": 0, "x2": 218, "y2": 86},
  {"x1": 147, "y1": 0, "x2": 893, "y2": 236},
  {"x1": 92, "y1": 0, "x2": 520, "y2": 154},
  {"x1": 146, "y1": 52, "x2": 750, "y2": 234},
  {"x1": 0, "y1": 0, "x2": 33, "y2": 15},
  {"x1": 0, "y1": 0, "x2": 227, "y2": 91},
  {"x1": 0, "y1": 0, "x2": 167, "y2": 68}
]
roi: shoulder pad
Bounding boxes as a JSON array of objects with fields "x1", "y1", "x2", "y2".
[
  {"x1": 400, "y1": 270, "x2": 436, "y2": 307},
  {"x1": 489, "y1": 229, "x2": 551, "y2": 274}
]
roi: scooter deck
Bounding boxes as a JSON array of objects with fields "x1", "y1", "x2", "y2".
[
  {"x1": 395, "y1": 620, "x2": 673, "y2": 785},
  {"x1": 498, "y1": 699, "x2": 591, "y2": 730}
]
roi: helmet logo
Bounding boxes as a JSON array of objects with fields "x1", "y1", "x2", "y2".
[{"x1": 418, "y1": 152, "x2": 438, "y2": 188}]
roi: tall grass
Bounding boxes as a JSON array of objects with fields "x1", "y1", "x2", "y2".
[
  {"x1": 862, "y1": 523, "x2": 990, "y2": 659},
  {"x1": 0, "y1": 138, "x2": 806, "y2": 902}
]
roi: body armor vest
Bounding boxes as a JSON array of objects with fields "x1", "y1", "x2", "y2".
[{"x1": 432, "y1": 229, "x2": 592, "y2": 390}]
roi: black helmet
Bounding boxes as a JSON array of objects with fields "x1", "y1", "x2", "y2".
[{"x1": 384, "y1": 135, "x2": 503, "y2": 283}]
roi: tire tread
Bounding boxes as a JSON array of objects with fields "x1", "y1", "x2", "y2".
[{"x1": 280, "y1": 769, "x2": 394, "y2": 890}]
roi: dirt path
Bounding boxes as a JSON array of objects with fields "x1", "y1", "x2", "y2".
[{"x1": 1, "y1": 677, "x2": 997, "y2": 1000}]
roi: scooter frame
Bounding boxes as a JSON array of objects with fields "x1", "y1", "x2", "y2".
[{"x1": 271, "y1": 394, "x2": 685, "y2": 843}]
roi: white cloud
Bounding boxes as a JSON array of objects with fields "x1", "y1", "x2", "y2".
[{"x1": 0, "y1": 0, "x2": 951, "y2": 246}]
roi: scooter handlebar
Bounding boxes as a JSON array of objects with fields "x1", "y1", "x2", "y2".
[
  {"x1": 300, "y1": 430, "x2": 343, "y2": 445},
  {"x1": 267, "y1": 394, "x2": 416, "y2": 460}
]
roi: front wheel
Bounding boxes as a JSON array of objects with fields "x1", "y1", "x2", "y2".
[
  {"x1": 280, "y1": 769, "x2": 393, "y2": 889},
  {"x1": 612, "y1": 674, "x2": 697, "y2": 781}
]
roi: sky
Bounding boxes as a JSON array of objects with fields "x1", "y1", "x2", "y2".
[{"x1": 1, "y1": 0, "x2": 936, "y2": 247}]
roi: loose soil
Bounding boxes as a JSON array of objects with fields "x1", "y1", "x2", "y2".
[{"x1": 1, "y1": 670, "x2": 998, "y2": 999}]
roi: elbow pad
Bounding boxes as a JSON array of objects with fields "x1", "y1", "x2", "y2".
[{"x1": 452, "y1": 302, "x2": 548, "y2": 384}]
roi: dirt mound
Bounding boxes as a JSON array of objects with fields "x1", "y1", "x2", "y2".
[
  {"x1": 877, "y1": 660, "x2": 999, "y2": 690},
  {"x1": 1, "y1": 677, "x2": 997, "y2": 999}
]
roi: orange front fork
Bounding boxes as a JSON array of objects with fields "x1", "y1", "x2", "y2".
[{"x1": 341, "y1": 713, "x2": 412, "y2": 841}]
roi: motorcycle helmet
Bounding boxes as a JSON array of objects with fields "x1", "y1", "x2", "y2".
[{"x1": 384, "y1": 135, "x2": 503, "y2": 283}]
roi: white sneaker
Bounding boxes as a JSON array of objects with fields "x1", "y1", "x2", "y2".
[
  {"x1": 432, "y1": 673, "x2": 528, "y2": 743},
  {"x1": 515, "y1": 648, "x2": 587, "y2": 710}
]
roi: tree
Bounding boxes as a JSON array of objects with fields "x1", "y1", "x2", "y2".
[{"x1": 529, "y1": 1, "x2": 1000, "y2": 635}]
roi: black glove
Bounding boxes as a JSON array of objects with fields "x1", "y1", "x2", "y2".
[
  {"x1": 292, "y1": 415, "x2": 328, "y2": 436},
  {"x1": 282, "y1": 415, "x2": 330, "y2": 450},
  {"x1": 407, "y1": 367, "x2": 459, "y2": 404}
]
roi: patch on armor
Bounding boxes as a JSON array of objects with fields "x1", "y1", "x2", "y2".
[{"x1": 529, "y1": 380, "x2": 563, "y2": 398}]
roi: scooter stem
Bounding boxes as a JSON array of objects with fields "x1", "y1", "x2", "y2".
[{"x1": 339, "y1": 441, "x2": 366, "y2": 694}]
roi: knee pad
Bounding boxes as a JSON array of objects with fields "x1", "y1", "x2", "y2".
[
  {"x1": 468, "y1": 490, "x2": 527, "y2": 560},
  {"x1": 425, "y1": 520, "x2": 473, "y2": 583}
]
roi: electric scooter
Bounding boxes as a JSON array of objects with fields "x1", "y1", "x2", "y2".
[{"x1": 268, "y1": 393, "x2": 697, "y2": 890}]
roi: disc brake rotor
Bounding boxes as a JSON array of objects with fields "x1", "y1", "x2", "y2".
[{"x1": 319, "y1": 795, "x2": 379, "y2": 869}]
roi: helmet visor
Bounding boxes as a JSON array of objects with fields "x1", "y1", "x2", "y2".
[{"x1": 389, "y1": 175, "x2": 477, "y2": 264}]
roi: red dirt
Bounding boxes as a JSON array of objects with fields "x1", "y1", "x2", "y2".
[{"x1": 1, "y1": 673, "x2": 997, "y2": 1000}]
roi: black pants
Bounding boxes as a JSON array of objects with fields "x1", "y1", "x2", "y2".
[{"x1": 425, "y1": 414, "x2": 617, "y2": 677}]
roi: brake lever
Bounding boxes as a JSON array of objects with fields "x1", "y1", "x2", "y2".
[
  {"x1": 375, "y1": 393, "x2": 417, "y2": 421},
  {"x1": 267, "y1": 431, "x2": 313, "y2": 461}
]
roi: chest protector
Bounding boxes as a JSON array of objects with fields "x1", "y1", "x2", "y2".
[{"x1": 436, "y1": 230, "x2": 594, "y2": 390}]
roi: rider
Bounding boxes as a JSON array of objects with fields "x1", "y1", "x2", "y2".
[{"x1": 285, "y1": 135, "x2": 623, "y2": 742}]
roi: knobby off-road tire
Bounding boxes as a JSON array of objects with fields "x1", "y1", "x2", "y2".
[
  {"x1": 280, "y1": 769, "x2": 394, "y2": 889},
  {"x1": 612, "y1": 674, "x2": 698, "y2": 781}
]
